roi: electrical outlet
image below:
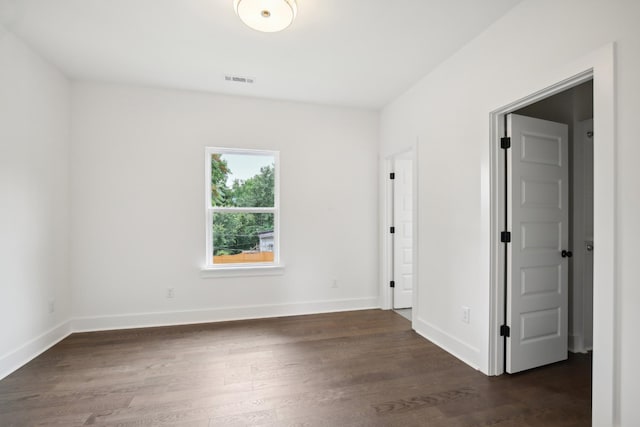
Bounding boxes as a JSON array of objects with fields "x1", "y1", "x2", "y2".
[
  {"x1": 462, "y1": 306, "x2": 470, "y2": 324},
  {"x1": 48, "y1": 299, "x2": 55, "y2": 314},
  {"x1": 331, "y1": 279, "x2": 338, "y2": 288},
  {"x1": 167, "y1": 288, "x2": 175, "y2": 299}
]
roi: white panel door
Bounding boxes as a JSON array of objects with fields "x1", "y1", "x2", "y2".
[
  {"x1": 393, "y1": 157, "x2": 413, "y2": 309},
  {"x1": 506, "y1": 114, "x2": 569, "y2": 374}
]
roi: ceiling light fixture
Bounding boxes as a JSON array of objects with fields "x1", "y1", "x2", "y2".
[{"x1": 233, "y1": 0, "x2": 297, "y2": 33}]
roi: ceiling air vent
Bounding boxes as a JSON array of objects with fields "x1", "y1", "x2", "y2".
[{"x1": 224, "y1": 75, "x2": 255, "y2": 84}]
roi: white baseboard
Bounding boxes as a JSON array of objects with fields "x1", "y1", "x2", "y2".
[
  {"x1": 72, "y1": 297, "x2": 380, "y2": 332},
  {"x1": 413, "y1": 316, "x2": 481, "y2": 371},
  {"x1": 1, "y1": 298, "x2": 379, "y2": 380},
  {"x1": 569, "y1": 334, "x2": 583, "y2": 353},
  {"x1": 569, "y1": 334, "x2": 593, "y2": 354},
  {"x1": 0, "y1": 320, "x2": 72, "y2": 381}
]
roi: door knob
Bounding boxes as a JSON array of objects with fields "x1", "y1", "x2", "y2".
[
  {"x1": 586, "y1": 241, "x2": 594, "y2": 252},
  {"x1": 561, "y1": 250, "x2": 573, "y2": 258}
]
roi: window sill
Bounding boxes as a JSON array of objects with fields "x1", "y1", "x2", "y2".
[{"x1": 200, "y1": 264, "x2": 285, "y2": 279}]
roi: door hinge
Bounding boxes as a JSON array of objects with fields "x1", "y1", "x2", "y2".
[
  {"x1": 500, "y1": 325, "x2": 510, "y2": 337},
  {"x1": 390, "y1": 281, "x2": 395, "y2": 288},
  {"x1": 500, "y1": 231, "x2": 511, "y2": 243},
  {"x1": 500, "y1": 136, "x2": 511, "y2": 149},
  {"x1": 390, "y1": 172, "x2": 395, "y2": 180},
  {"x1": 390, "y1": 226, "x2": 395, "y2": 234}
]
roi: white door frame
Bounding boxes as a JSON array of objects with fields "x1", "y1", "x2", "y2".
[
  {"x1": 381, "y1": 144, "x2": 418, "y2": 317},
  {"x1": 570, "y1": 118, "x2": 594, "y2": 354},
  {"x1": 489, "y1": 43, "x2": 616, "y2": 426}
]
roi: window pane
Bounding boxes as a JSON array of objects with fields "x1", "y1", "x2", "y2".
[
  {"x1": 210, "y1": 152, "x2": 275, "y2": 207},
  {"x1": 212, "y1": 212, "x2": 275, "y2": 264}
]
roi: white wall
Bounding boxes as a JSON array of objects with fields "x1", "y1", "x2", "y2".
[
  {"x1": 70, "y1": 83, "x2": 379, "y2": 329},
  {"x1": 0, "y1": 30, "x2": 71, "y2": 379},
  {"x1": 380, "y1": 0, "x2": 639, "y2": 425}
]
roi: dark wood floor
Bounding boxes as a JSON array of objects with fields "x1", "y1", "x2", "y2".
[{"x1": 0, "y1": 310, "x2": 591, "y2": 426}]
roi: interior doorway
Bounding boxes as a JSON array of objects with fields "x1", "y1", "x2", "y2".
[
  {"x1": 494, "y1": 79, "x2": 594, "y2": 375},
  {"x1": 488, "y1": 44, "x2": 615, "y2": 425},
  {"x1": 384, "y1": 148, "x2": 416, "y2": 316},
  {"x1": 392, "y1": 151, "x2": 414, "y2": 309},
  {"x1": 514, "y1": 82, "x2": 594, "y2": 358}
]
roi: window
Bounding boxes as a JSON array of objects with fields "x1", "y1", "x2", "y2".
[{"x1": 205, "y1": 147, "x2": 279, "y2": 268}]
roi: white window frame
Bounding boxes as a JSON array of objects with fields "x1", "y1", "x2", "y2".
[{"x1": 204, "y1": 147, "x2": 280, "y2": 271}]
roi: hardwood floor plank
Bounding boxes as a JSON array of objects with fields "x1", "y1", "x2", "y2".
[{"x1": 0, "y1": 310, "x2": 591, "y2": 426}]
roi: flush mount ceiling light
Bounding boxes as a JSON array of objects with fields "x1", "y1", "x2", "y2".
[{"x1": 233, "y1": 0, "x2": 297, "y2": 33}]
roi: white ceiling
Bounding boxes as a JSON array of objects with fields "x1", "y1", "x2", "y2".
[{"x1": 3, "y1": 0, "x2": 522, "y2": 109}]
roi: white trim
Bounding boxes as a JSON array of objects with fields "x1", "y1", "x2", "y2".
[
  {"x1": 211, "y1": 207, "x2": 275, "y2": 213},
  {"x1": 0, "y1": 320, "x2": 72, "y2": 381},
  {"x1": 201, "y1": 263, "x2": 285, "y2": 278},
  {"x1": 380, "y1": 143, "x2": 419, "y2": 314},
  {"x1": 569, "y1": 334, "x2": 588, "y2": 354},
  {"x1": 488, "y1": 43, "x2": 616, "y2": 426},
  {"x1": 380, "y1": 156, "x2": 393, "y2": 310},
  {"x1": 413, "y1": 316, "x2": 481, "y2": 371},
  {"x1": 412, "y1": 140, "x2": 419, "y2": 322},
  {"x1": 71, "y1": 298, "x2": 379, "y2": 332},
  {"x1": 0, "y1": 299, "x2": 379, "y2": 380},
  {"x1": 206, "y1": 147, "x2": 277, "y2": 157}
]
